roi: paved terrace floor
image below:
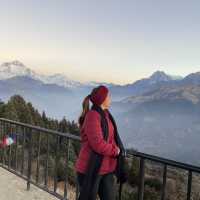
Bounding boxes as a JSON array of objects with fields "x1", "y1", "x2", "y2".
[{"x1": 0, "y1": 167, "x2": 58, "y2": 200}]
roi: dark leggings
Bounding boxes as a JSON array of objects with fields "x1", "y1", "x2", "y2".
[{"x1": 76, "y1": 171, "x2": 116, "y2": 200}]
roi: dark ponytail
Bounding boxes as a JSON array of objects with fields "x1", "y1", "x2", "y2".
[
  {"x1": 78, "y1": 86, "x2": 100, "y2": 128},
  {"x1": 78, "y1": 94, "x2": 91, "y2": 127}
]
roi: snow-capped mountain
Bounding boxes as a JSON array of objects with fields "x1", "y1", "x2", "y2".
[
  {"x1": 129, "y1": 70, "x2": 182, "y2": 90},
  {"x1": 109, "y1": 70, "x2": 183, "y2": 100},
  {"x1": 0, "y1": 60, "x2": 36, "y2": 79},
  {"x1": 0, "y1": 61, "x2": 84, "y2": 88},
  {"x1": 37, "y1": 73, "x2": 83, "y2": 88},
  {"x1": 148, "y1": 70, "x2": 183, "y2": 84},
  {"x1": 0, "y1": 60, "x2": 118, "y2": 89},
  {"x1": 84, "y1": 81, "x2": 116, "y2": 88}
]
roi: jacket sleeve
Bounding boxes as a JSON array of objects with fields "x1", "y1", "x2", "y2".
[{"x1": 84, "y1": 110, "x2": 119, "y2": 157}]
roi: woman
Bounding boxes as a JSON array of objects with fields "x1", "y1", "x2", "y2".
[{"x1": 75, "y1": 85, "x2": 121, "y2": 200}]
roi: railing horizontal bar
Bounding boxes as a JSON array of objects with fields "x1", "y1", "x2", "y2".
[
  {"x1": 30, "y1": 180, "x2": 64, "y2": 200},
  {"x1": 127, "y1": 150, "x2": 200, "y2": 174},
  {"x1": 0, "y1": 118, "x2": 80, "y2": 141},
  {"x1": 2, "y1": 118, "x2": 199, "y2": 175},
  {"x1": 1, "y1": 117, "x2": 200, "y2": 174}
]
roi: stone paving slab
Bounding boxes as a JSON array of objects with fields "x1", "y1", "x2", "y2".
[{"x1": 0, "y1": 167, "x2": 58, "y2": 200}]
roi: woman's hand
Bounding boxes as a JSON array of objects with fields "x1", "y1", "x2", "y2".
[{"x1": 117, "y1": 146, "x2": 120, "y2": 155}]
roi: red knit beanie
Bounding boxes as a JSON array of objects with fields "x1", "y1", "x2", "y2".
[{"x1": 89, "y1": 85, "x2": 109, "y2": 106}]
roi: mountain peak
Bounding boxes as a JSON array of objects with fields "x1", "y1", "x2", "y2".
[
  {"x1": 149, "y1": 70, "x2": 172, "y2": 83},
  {"x1": 49, "y1": 73, "x2": 69, "y2": 79},
  {"x1": 183, "y1": 71, "x2": 200, "y2": 84},
  {"x1": 150, "y1": 70, "x2": 183, "y2": 81},
  {"x1": 0, "y1": 60, "x2": 35, "y2": 79},
  {"x1": 0, "y1": 60, "x2": 84, "y2": 88},
  {"x1": 186, "y1": 71, "x2": 200, "y2": 77},
  {"x1": 150, "y1": 70, "x2": 169, "y2": 78},
  {"x1": 11, "y1": 60, "x2": 25, "y2": 67},
  {"x1": 1, "y1": 60, "x2": 26, "y2": 68}
]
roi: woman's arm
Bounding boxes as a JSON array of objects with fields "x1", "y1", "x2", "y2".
[{"x1": 84, "y1": 110, "x2": 119, "y2": 157}]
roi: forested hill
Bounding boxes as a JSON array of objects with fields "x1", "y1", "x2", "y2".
[{"x1": 0, "y1": 94, "x2": 80, "y2": 136}]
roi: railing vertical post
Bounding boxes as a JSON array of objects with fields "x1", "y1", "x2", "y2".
[
  {"x1": 2, "y1": 122, "x2": 6, "y2": 166},
  {"x1": 161, "y1": 165, "x2": 167, "y2": 200},
  {"x1": 64, "y1": 138, "x2": 70, "y2": 200},
  {"x1": 138, "y1": 158, "x2": 145, "y2": 200},
  {"x1": 44, "y1": 133, "x2": 49, "y2": 187},
  {"x1": 8, "y1": 123, "x2": 12, "y2": 169},
  {"x1": 14, "y1": 125, "x2": 18, "y2": 171},
  {"x1": 0, "y1": 120, "x2": 3, "y2": 165},
  {"x1": 187, "y1": 170, "x2": 192, "y2": 200},
  {"x1": 27, "y1": 128, "x2": 33, "y2": 191},
  {"x1": 36, "y1": 131, "x2": 41, "y2": 184},
  {"x1": 21, "y1": 126, "x2": 25, "y2": 175},
  {"x1": 75, "y1": 176, "x2": 79, "y2": 200},
  {"x1": 54, "y1": 135, "x2": 60, "y2": 193}
]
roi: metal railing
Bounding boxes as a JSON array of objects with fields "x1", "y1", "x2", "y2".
[
  {"x1": 0, "y1": 117, "x2": 200, "y2": 200},
  {"x1": 125, "y1": 150, "x2": 200, "y2": 200},
  {"x1": 0, "y1": 117, "x2": 81, "y2": 200}
]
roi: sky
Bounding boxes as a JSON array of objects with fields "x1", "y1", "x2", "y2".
[{"x1": 0, "y1": 0, "x2": 200, "y2": 85}]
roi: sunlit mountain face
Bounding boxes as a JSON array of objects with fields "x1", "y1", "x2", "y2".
[{"x1": 0, "y1": 60, "x2": 84, "y2": 88}]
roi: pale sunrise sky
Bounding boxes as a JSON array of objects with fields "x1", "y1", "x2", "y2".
[{"x1": 0, "y1": 0, "x2": 200, "y2": 85}]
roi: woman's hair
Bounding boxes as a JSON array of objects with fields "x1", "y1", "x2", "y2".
[{"x1": 78, "y1": 86, "x2": 100, "y2": 127}]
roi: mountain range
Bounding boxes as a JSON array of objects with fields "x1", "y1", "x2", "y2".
[
  {"x1": 1, "y1": 60, "x2": 200, "y2": 118},
  {"x1": 0, "y1": 61, "x2": 118, "y2": 120},
  {"x1": 1, "y1": 60, "x2": 200, "y2": 165},
  {"x1": 110, "y1": 76, "x2": 200, "y2": 166},
  {"x1": 1, "y1": 61, "x2": 200, "y2": 116},
  {"x1": 0, "y1": 60, "x2": 115, "y2": 89}
]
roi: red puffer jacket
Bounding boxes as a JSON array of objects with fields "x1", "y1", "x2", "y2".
[{"x1": 75, "y1": 109, "x2": 119, "y2": 175}]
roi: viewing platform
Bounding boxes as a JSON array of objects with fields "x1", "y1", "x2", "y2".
[{"x1": 0, "y1": 117, "x2": 200, "y2": 200}]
